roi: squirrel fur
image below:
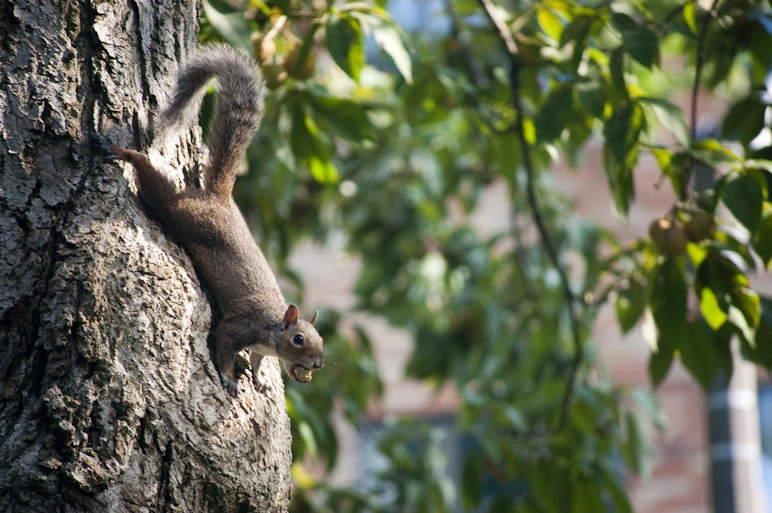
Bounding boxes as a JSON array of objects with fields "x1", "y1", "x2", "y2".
[{"x1": 93, "y1": 45, "x2": 324, "y2": 397}]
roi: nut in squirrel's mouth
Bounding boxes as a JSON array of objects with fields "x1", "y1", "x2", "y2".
[{"x1": 291, "y1": 365, "x2": 313, "y2": 383}]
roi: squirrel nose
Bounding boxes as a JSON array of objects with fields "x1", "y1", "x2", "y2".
[{"x1": 313, "y1": 358, "x2": 324, "y2": 369}]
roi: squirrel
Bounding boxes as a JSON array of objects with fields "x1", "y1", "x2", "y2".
[{"x1": 92, "y1": 45, "x2": 324, "y2": 397}]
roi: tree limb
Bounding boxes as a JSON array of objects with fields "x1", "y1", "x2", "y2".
[
  {"x1": 683, "y1": 0, "x2": 721, "y2": 200},
  {"x1": 477, "y1": 0, "x2": 584, "y2": 432}
]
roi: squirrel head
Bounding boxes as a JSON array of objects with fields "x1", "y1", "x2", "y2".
[{"x1": 276, "y1": 304, "x2": 324, "y2": 383}]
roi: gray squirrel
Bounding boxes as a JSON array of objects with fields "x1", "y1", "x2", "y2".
[{"x1": 92, "y1": 45, "x2": 324, "y2": 397}]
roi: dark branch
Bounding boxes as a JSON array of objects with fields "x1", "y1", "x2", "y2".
[
  {"x1": 683, "y1": 0, "x2": 721, "y2": 200},
  {"x1": 477, "y1": 0, "x2": 584, "y2": 432}
]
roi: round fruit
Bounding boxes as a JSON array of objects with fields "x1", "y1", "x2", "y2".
[
  {"x1": 684, "y1": 210, "x2": 715, "y2": 243},
  {"x1": 262, "y1": 62, "x2": 287, "y2": 89},
  {"x1": 648, "y1": 218, "x2": 668, "y2": 247},
  {"x1": 283, "y1": 44, "x2": 315, "y2": 80},
  {"x1": 251, "y1": 33, "x2": 276, "y2": 64},
  {"x1": 649, "y1": 218, "x2": 688, "y2": 257}
]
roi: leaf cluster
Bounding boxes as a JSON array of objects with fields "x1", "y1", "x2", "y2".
[{"x1": 200, "y1": 0, "x2": 772, "y2": 511}]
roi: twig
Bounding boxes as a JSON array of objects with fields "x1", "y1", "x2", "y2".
[
  {"x1": 264, "y1": 15, "x2": 287, "y2": 43},
  {"x1": 683, "y1": 0, "x2": 721, "y2": 200},
  {"x1": 444, "y1": 0, "x2": 489, "y2": 89},
  {"x1": 477, "y1": 0, "x2": 584, "y2": 432}
]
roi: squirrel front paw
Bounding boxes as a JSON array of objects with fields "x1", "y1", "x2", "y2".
[
  {"x1": 252, "y1": 373, "x2": 270, "y2": 394},
  {"x1": 220, "y1": 374, "x2": 239, "y2": 398}
]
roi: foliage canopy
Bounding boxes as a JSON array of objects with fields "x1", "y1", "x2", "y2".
[{"x1": 201, "y1": 0, "x2": 772, "y2": 511}]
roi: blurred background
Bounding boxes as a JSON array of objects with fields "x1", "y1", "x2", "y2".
[{"x1": 200, "y1": 0, "x2": 772, "y2": 511}]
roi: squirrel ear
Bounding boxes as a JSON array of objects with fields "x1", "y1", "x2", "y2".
[
  {"x1": 283, "y1": 304, "x2": 299, "y2": 327},
  {"x1": 309, "y1": 310, "x2": 319, "y2": 326}
]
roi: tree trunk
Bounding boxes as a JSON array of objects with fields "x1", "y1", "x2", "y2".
[{"x1": 0, "y1": 1, "x2": 293, "y2": 511}]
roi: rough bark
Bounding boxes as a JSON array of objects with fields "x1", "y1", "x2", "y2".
[{"x1": 0, "y1": 1, "x2": 293, "y2": 511}]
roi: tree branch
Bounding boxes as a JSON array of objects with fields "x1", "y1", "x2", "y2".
[
  {"x1": 444, "y1": 0, "x2": 490, "y2": 89},
  {"x1": 477, "y1": 0, "x2": 584, "y2": 432},
  {"x1": 683, "y1": 0, "x2": 721, "y2": 200}
]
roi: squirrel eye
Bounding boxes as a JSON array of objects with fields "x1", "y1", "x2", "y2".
[{"x1": 292, "y1": 334, "x2": 305, "y2": 346}]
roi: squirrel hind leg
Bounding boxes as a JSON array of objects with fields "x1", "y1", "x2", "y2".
[{"x1": 90, "y1": 133, "x2": 115, "y2": 158}]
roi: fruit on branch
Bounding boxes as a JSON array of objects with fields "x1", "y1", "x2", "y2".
[
  {"x1": 252, "y1": 33, "x2": 277, "y2": 64},
  {"x1": 684, "y1": 209, "x2": 715, "y2": 243},
  {"x1": 284, "y1": 43, "x2": 315, "y2": 80},
  {"x1": 649, "y1": 218, "x2": 688, "y2": 257}
]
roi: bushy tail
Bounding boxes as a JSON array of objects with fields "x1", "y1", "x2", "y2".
[{"x1": 160, "y1": 44, "x2": 265, "y2": 200}]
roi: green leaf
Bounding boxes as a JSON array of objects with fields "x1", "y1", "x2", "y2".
[
  {"x1": 603, "y1": 102, "x2": 644, "y2": 215},
  {"x1": 326, "y1": 15, "x2": 365, "y2": 81},
  {"x1": 290, "y1": 103, "x2": 339, "y2": 184},
  {"x1": 649, "y1": 147, "x2": 692, "y2": 195},
  {"x1": 611, "y1": 12, "x2": 638, "y2": 32},
  {"x1": 616, "y1": 280, "x2": 646, "y2": 333},
  {"x1": 700, "y1": 286, "x2": 727, "y2": 330},
  {"x1": 205, "y1": 0, "x2": 239, "y2": 12},
  {"x1": 679, "y1": 321, "x2": 720, "y2": 391},
  {"x1": 747, "y1": 296, "x2": 772, "y2": 367},
  {"x1": 572, "y1": 475, "x2": 605, "y2": 513},
  {"x1": 650, "y1": 146, "x2": 672, "y2": 173},
  {"x1": 729, "y1": 287, "x2": 761, "y2": 344},
  {"x1": 203, "y1": 0, "x2": 253, "y2": 50},
  {"x1": 684, "y1": 0, "x2": 697, "y2": 34},
  {"x1": 576, "y1": 80, "x2": 606, "y2": 119},
  {"x1": 571, "y1": 398, "x2": 597, "y2": 435},
  {"x1": 298, "y1": 421, "x2": 318, "y2": 457},
  {"x1": 306, "y1": 89, "x2": 374, "y2": 142},
  {"x1": 489, "y1": 495, "x2": 517, "y2": 513},
  {"x1": 372, "y1": 22, "x2": 413, "y2": 83},
  {"x1": 696, "y1": 251, "x2": 735, "y2": 316},
  {"x1": 602, "y1": 467, "x2": 633, "y2": 513},
  {"x1": 611, "y1": 13, "x2": 659, "y2": 68},
  {"x1": 404, "y1": 74, "x2": 451, "y2": 125},
  {"x1": 641, "y1": 97, "x2": 689, "y2": 147},
  {"x1": 753, "y1": 205, "x2": 772, "y2": 267},
  {"x1": 500, "y1": 404, "x2": 526, "y2": 431},
  {"x1": 651, "y1": 259, "x2": 688, "y2": 345},
  {"x1": 746, "y1": 159, "x2": 772, "y2": 173},
  {"x1": 622, "y1": 411, "x2": 651, "y2": 475},
  {"x1": 722, "y1": 95, "x2": 766, "y2": 148},
  {"x1": 696, "y1": 250, "x2": 759, "y2": 346},
  {"x1": 722, "y1": 171, "x2": 765, "y2": 235},
  {"x1": 347, "y1": 5, "x2": 413, "y2": 83},
  {"x1": 648, "y1": 337, "x2": 674, "y2": 387},
  {"x1": 460, "y1": 452, "x2": 484, "y2": 511},
  {"x1": 610, "y1": 47, "x2": 627, "y2": 98},
  {"x1": 729, "y1": 306, "x2": 756, "y2": 345},
  {"x1": 560, "y1": 15, "x2": 594, "y2": 48},
  {"x1": 691, "y1": 138, "x2": 742, "y2": 164},
  {"x1": 534, "y1": 87, "x2": 573, "y2": 142},
  {"x1": 530, "y1": 459, "x2": 570, "y2": 513},
  {"x1": 622, "y1": 26, "x2": 660, "y2": 68},
  {"x1": 537, "y1": 7, "x2": 563, "y2": 41}
]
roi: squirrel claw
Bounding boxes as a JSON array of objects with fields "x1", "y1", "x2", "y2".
[
  {"x1": 220, "y1": 375, "x2": 239, "y2": 398},
  {"x1": 253, "y1": 375, "x2": 269, "y2": 394},
  {"x1": 90, "y1": 133, "x2": 114, "y2": 156}
]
